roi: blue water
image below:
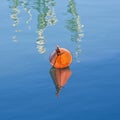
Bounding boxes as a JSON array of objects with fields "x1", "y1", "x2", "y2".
[{"x1": 0, "y1": 0, "x2": 120, "y2": 120}]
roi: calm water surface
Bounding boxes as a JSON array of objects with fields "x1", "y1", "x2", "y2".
[{"x1": 0, "y1": 0, "x2": 120, "y2": 120}]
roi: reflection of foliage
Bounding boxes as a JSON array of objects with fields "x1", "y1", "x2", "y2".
[
  {"x1": 34, "y1": 0, "x2": 57, "y2": 54},
  {"x1": 66, "y1": 0, "x2": 84, "y2": 62},
  {"x1": 10, "y1": 0, "x2": 20, "y2": 27},
  {"x1": 8, "y1": 0, "x2": 57, "y2": 52},
  {"x1": 20, "y1": 0, "x2": 32, "y2": 26},
  {"x1": 9, "y1": 0, "x2": 21, "y2": 42}
]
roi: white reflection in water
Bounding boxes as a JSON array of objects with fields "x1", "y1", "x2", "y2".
[
  {"x1": 9, "y1": 0, "x2": 21, "y2": 42},
  {"x1": 66, "y1": 0, "x2": 84, "y2": 62},
  {"x1": 20, "y1": 0, "x2": 32, "y2": 29},
  {"x1": 8, "y1": 0, "x2": 84, "y2": 62},
  {"x1": 34, "y1": 0, "x2": 57, "y2": 54},
  {"x1": 8, "y1": 0, "x2": 57, "y2": 53}
]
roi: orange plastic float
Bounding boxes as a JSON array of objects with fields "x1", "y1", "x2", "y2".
[{"x1": 49, "y1": 45, "x2": 72, "y2": 68}]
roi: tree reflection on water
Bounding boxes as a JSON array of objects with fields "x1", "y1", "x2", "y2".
[
  {"x1": 66, "y1": 0, "x2": 84, "y2": 62},
  {"x1": 34, "y1": 0, "x2": 57, "y2": 54},
  {"x1": 7, "y1": 0, "x2": 84, "y2": 62},
  {"x1": 8, "y1": 0, "x2": 57, "y2": 53}
]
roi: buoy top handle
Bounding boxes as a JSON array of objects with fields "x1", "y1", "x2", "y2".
[{"x1": 56, "y1": 45, "x2": 61, "y2": 56}]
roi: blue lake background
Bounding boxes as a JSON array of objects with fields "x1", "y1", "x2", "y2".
[{"x1": 0, "y1": 0, "x2": 120, "y2": 120}]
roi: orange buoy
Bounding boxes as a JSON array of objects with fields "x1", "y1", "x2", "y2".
[{"x1": 49, "y1": 45, "x2": 72, "y2": 68}]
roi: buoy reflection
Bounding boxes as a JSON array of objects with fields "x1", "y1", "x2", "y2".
[{"x1": 50, "y1": 67, "x2": 72, "y2": 96}]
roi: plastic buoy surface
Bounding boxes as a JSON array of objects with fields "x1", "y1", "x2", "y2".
[{"x1": 49, "y1": 46, "x2": 72, "y2": 68}]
